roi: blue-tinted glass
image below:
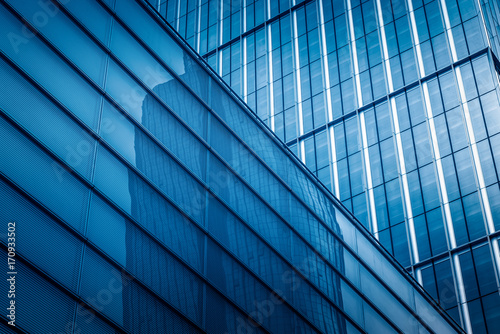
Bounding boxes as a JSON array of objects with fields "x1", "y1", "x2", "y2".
[
  {"x1": 426, "y1": 1, "x2": 444, "y2": 37},
  {"x1": 396, "y1": 16, "x2": 412, "y2": 52},
  {"x1": 0, "y1": 181, "x2": 83, "y2": 291},
  {"x1": 427, "y1": 207, "x2": 448, "y2": 254},
  {"x1": 413, "y1": 123, "x2": 432, "y2": 167},
  {"x1": 374, "y1": 185, "x2": 390, "y2": 230},
  {"x1": 483, "y1": 292, "x2": 500, "y2": 333},
  {"x1": 434, "y1": 114, "x2": 452, "y2": 157},
  {"x1": 427, "y1": 78, "x2": 444, "y2": 115},
  {"x1": 464, "y1": 17, "x2": 486, "y2": 53},
  {"x1": 371, "y1": 64, "x2": 387, "y2": 99},
  {"x1": 477, "y1": 139, "x2": 497, "y2": 186},
  {"x1": 408, "y1": 170, "x2": 424, "y2": 216},
  {"x1": 452, "y1": 25, "x2": 469, "y2": 60},
  {"x1": 442, "y1": 155, "x2": 461, "y2": 201},
  {"x1": 369, "y1": 145, "x2": 384, "y2": 187},
  {"x1": 472, "y1": 56, "x2": 495, "y2": 95},
  {"x1": 415, "y1": 7, "x2": 429, "y2": 42},
  {"x1": 482, "y1": 91, "x2": 500, "y2": 136},
  {"x1": 420, "y1": 164, "x2": 440, "y2": 210},
  {"x1": 345, "y1": 116, "x2": 360, "y2": 155},
  {"x1": 392, "y1": 222, "x2": 411, "y2": 266},
  {"x1": 349, "y1": 152, "x2": 364, "y2": 195},
  {"x1": 366, "y1": 31, "x2": 382, "y2": 66},
  {"x1": 460, "y1": 63, "x2": 479, "y2": 101},
  {"x1": 473, "y1": 244, "x2": 498, "y2": 296},
  {"x1": 468, "y1": 298, "x2": 487, "y2": 334},
  {"x1": 454, "y1": 148, "x2": 477, "y2": 195},
  {"x1": 375, "y1": 103, "x2": 392, "y2": 140},
  {"x1": 315, "y1": 130, "x2": 329, "y2": 168},
  {"x1": 0, "y1": 117, "x2": 89, "y2": 233},
  {"x1": 414, "y1": 215, "x2": 432, "y2": 260},
  {"x1": 459, "y1": 250, "x2": 480, "y2": 301},
  {"x1": 447, "y1": 107, "x2": 469, "y2": 151},
  {"x1": 434, "y1": 259, "x2": 457, "y2": 309},
  {"x1": 487, "y1": 184, "x2": 500, "y2": 230},
  {"x1": 421, "y1": 265, "x2": 439, "y2": 300},
  {"x1": 338, "y1": 158, "x2": 351, "y2": 200},
  {"x1": 386, "y1": 179, "x2": 405, "y2": 225},
  {"x1": 401, "y1": 129, "x2": 418, "y2": 174},
  {"x1": 401, "y1": 49, "x2": 418, "y2": 84},
  {"x1": 463, "y1": 192, "x2": 486, "y2": 239},
  {"x1": 380, "y1": 138, "x2": 399, "y2": 181},
  {"x1": 439, "y1": 72, "x2": 460, "y2": 111},
  {"x1": 353, "y1": 193, "x2": 369, "y2": 228},
  {"x1": 432, "y1": 34, "x2": 451, "y2": 69}
]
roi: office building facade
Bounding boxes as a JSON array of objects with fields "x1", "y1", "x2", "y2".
[
  {"x1": 160, "y1": 0, "x2": 500, "y2": 332},
  {"x1": 0, "y1": 0, "x2": 465, "y2": 333}
]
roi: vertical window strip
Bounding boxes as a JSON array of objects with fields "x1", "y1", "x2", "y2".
[
  {"x1": 375, "y1": 0, "x2": 394, "y2": 93},
  {"x1": 346, "y1": 0, "x2": 377, "y2": 233},
  {"x1": 300, "y1": 140, "x2": 306, "y2": 164},
  {"x1": 416, "y1": 268, "x2": 423, "y2": 285},
  {"x1": 346, "y1": 0, "x2": 363, "y2": 108},
  {"x1": 422, "y1": 82, "x2": 456, "y2": 249},
  {"x1": 243, "y1": 0, "x2": 247, "y2": 32},
  {"x1": 329, "y1": 125, "x2": 340, "y2": 198},
  {"x1": 267, "y1": 0, "x2": 272, "y2": 21},
  {"x1": 176, "y1": 0, "x2": 181, "y2": 31},
  {"x1": 439, "y1": 0, "x2": 458, "y2": 62},
  {"x1": 423, "y1": 81, "x2": 472, "y2": 334},
  {"x1": 196, "y1": 0, "x2": 202, "y2": 53},
  {"x1": 359, "y1": 111, "x2": 379, "y2": 237},
  {"x1": 406, "y1": 0, "x2": 425, "y2": 78},
  {"x1": 455, "y1": 65, "x2": 500, "y2": 282},
  {"x1": 492, "y1": 239, "x2": 500, "y2": 290},
  {"x1": 219, "y1": 0, "x2": 224, "y2": 47},
  {"x1": 390, "y1": 97, "x2": 419, "y2": 262},
  {"x1": 455, "y1": 67, "x2": 495, "y2": 235},
  {"x1": 292, "y1": 10, "x2": 305, "y2": 162},
  {"x1": 218, "y1": 49, "x2": 223, "y2": 76},
  {"x1": 408, "y1": 0, "x2": 457, "y2": 256},
  {"x1": 267, "y1": 24, "x2": 275, "y2": 131},
  {"x1": 318, "y1": 0, "x2": 333, "y2": 122},
  {"x1": 243, "y1": 36, "x2": 248, "y2": 102},
  {"x1": 475, "y1": 0, "x2": 492, "y2": 48},
  {"x1": 293, "y1": 10, "x2": 304, "y2": 136},
  {"x1": 319, "y1": 0, "x2": 338, "y2": 197},
  {"x1": 453, "y1": 254, "x2": 472, "y2": 334}
]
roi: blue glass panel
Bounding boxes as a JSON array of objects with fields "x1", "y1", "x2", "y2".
[
  {"x1": 0, "y1": 59, "x2": 96, "y2": 180},
  {"x1": 0, "y1": 116, "x2": 89, "y2": 233},
  {"x1": 114, "y1": 0, "x2": 209, "y2": 102},
  {"x1": 80, "y1": 248, "x2": 201, "y2": 332},
  {"x1": 419, "y1": 164, "x2": 440, "y2": 210},
  {"x1": 0, "y1": 6, "x2": 101, "y2": 129},
  {"x1": 62, "y1": 0, "x2": 112, "y2": 44},
  {"x1": 434, "y1": 259, "x2": 457, "y2": 309},
  {"x1": 0, "y1": 253, "x2": 77, "y2": 333},
  {"x1": 6, "y1": 0, "x2": 107, "y2": 86},
  {"x1": 483, "y1": 292, "x2": 500, "y2": 333},
  {"x1": 481, "y1": 91, "x2": 500, "y2": 136},
  {"x1": 454, "y1": 148, "x2": 477, "y2": 195},
  {"x1": 426, "y1": 207, "x2": 448, "y2": 255},
  {"x1": 380, "y1": 138, "x2": 399, "y2": 181},
  {"x1": 472, "y1": 244, "x2": 497, "y2": 296},
  {"x1": 0, "y1": 181, "x2": 83, "y2": 292},
  {"x1": 463, "y1": 192, "x2": 486, "y2": 240},
  {"x1": 459, "y1": 250, "x2": 480, "y2": 301}
]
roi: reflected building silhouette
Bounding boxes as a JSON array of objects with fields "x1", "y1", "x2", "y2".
[{"x1": 125, "y1": 53, "x2": 347, "y2": 332}]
